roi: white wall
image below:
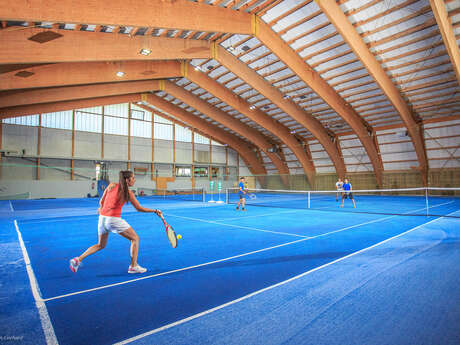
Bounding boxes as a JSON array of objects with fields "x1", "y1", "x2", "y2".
[
  {"x1": 0, "y1": 180, "x2": 93, "y2": 199},
  {"x1": 41, "y1": 128, "x2": 72, "y2": 157},
  {"x1": 2, "y1": 123, "x2": 38, "y2": 155}
]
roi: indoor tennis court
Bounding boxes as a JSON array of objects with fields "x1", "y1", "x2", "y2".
[{"x1": 1, "y1": 0, "x2": 460, "y2": 344}]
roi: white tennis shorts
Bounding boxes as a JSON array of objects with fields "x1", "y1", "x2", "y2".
[{"x1": 98, "y1": 215, "x2": 131, "y2": 235}]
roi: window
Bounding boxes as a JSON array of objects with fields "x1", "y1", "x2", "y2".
[
  {"x1": 3, "y1": 115, "x2": 39, "y2": 126},
  {"x1": 175, "y1": 166, "x2": 192, "y2": 177},
  {"x1": 75, "y1": 111, "x2": 102, "y2": 133},
  {"x1": 104, "y1": 115, "x2": 128, "y2": 135}
]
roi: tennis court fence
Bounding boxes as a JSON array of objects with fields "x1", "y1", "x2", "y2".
[{"x1": 226, "y1": 187, "x2": 460, "y2": 218}]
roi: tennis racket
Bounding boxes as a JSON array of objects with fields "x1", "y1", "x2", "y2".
[{"x1": 158, "y1": 212, "x2": 178, "y2": 248}]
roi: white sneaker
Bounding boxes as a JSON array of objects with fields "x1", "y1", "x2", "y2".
[
  {"x1": 128, "y1": 265, "x2": 147, "y2": 274},
  {"x1": 69, "y1": 257, "x2": 80, "y2": 273}
]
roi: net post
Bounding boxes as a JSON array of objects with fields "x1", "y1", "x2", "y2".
[
  {"x1": 425, "y1": 187, "x2": 429, "y2": 216},
  {"x1": 225, "y1": 189, "x2": 229, "y2": 204},
  {"x1": 202, "y1": 188, "x2": 205, "y2": 203}
]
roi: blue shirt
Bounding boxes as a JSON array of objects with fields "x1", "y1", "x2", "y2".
[
  {"x1": 343, "y1": 183, "x2": 352, "y2": 191},
  {"x1": 238, "y1": 182, "x2": 245, "y2": 194}
]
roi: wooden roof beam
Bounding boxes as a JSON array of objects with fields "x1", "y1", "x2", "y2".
[
  {"x1": 0, "y1": 27, "x2": 211, "y2": 64},
  {"x1": 429, "y1": 0, "x2": 460, "y2": 86},
  {"x1": 254, "y1": 17, "x2": 382, "y2": 185},
  {"x1": 0, "y1": 60, "x2": 181, "y2": 91},
  {"x1": 316, "y1": 0, "x2": 428, "y2": 185},
  {"x1": 1, "y1": 0, "x2": 252, "y2": 34},
  {"x1": 0, "y1": 94, "x2": 140, "y2": 119},
  {"x1": 0, "y1": 80, "x2": 163, "y2": 108}
]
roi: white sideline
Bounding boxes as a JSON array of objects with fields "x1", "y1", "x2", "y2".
[
  {"x1": 14, "y1": 220, "x2": 59, "y2": 345},
  {"x1": 113, "y1": 209, "x2": 459, "y2": 345}
]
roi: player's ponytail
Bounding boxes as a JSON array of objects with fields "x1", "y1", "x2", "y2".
[{"x1": 118, "y1": 170, "x2": 133, "y2": 204}]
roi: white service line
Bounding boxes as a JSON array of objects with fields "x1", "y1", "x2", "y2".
[
  {"x1": 9, "y1": 200, "x2": 14, "y2": 212},
  {"x1": 165, "y1": 213, "x2": 308, "y2": 238},
  {"x1": 113, "y1": 209, "x2": 459, "y2": 345},
  {"x1": 215, "y1": 209, "x2": 300, "y2": 221},
  {"x1": 14, "y1": 220, "x2": 59, "y2": 345}
]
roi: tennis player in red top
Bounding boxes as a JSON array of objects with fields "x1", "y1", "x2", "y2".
[{"x1": 69, "y1": 170, "x2": 162, "y2": 274}]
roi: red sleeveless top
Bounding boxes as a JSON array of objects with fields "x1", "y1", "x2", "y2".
[{"x1": 100, "y1": 184, "x2": 126, "y2": 217}]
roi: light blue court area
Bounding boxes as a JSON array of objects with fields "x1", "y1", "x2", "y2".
[{"x1": 1, "y1": 198, "x2": 459, "y2": 345}]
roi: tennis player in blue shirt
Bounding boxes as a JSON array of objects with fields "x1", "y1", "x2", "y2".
[
  {"x1": 236, "y1": 177, "x2": 246, "y2": 211},
  {"x1": 341, "y1": 178, "x2": 356, "y2": 208}
]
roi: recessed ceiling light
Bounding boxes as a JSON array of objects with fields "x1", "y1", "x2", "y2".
[
  {"x1": 194, "y1": 66, "x2": 201, "y2": 71},
  {"x1": 139, "y1": 48, "x2": 152, "y2": 56},
  {"x1": 249, "y1": 105, "x2": 256, "y2": 110},
  {"x1": 116, "y1": 71, "x2": 125, "y2": 77}
]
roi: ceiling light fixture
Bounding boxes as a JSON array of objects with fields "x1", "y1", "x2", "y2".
[
  {"x1": 194, "y1": 66, "x2": 201, "y2": 72},
  {"x1": 249, "y1": 105, "x2": 256, "y2": 110},
  {"x1": 139, "y1": 48, "x2": 152, "y2": 56},
  {"x1": 116, "y1": 71, "x2": 125, "y2": 77}
]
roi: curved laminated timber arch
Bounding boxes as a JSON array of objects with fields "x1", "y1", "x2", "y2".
[
  {"x1": 142, "y1": 93, "x2": 267, "y2": 182},
  {"x1": 160, "y1": 79, "x2": 291, "y2": 185},
  {"x1": 429, "y1": 0, "x2": 460, "y2": 85},
  {"x1": 0, "y1": 60, "x2": 182, "y2": 90},
  {"x1": 0, "y1": 94, "x2": 141, "y2": 119},
  {"x1": 252, "y1": 17, "x2": 384, "y2": 186},
  {"x1": 315, "y1": 0, "x2": 429, "y2": 184},
  {"x1": 0, "y1": 27, "x2": 211, "y2": 64},
  {"x1": 183, "y1": 61, "x2": 317, "y2": 186}
]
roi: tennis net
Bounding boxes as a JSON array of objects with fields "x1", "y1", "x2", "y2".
[
  {"x1": 137, "y1": 187, "x2": 205, "y2": 202},
  {"x1": 226, "y1": 187, "x2": 460, "y2": 218}
]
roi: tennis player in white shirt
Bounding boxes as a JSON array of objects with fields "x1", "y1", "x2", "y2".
[{"x1": 336, "y1": 178, "x2": 343, "y2": 202}]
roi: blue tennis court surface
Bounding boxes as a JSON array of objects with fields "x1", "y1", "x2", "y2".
[{"x1": 1, "y1": 196, "x2": 459, "y2": 345}]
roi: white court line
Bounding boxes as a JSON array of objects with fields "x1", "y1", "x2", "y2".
[
  {"x1": 114, "y1": 208, "x2": 460, "y2": 345},
  {"x1": 14, "y1": 220, "x2": 59, "y2": 345},
  {"x1": 43, "y1": 210, "x2": 404, "y2": 302},
  {"x1": 9, "y1": 201, "x2": 14, "y2": 212},
  {"x1": 164, "y1": 213, "x2": 307, "y2": 238},
  {"x1": 215, "y1": 209, "x2": 300, "y2": 221}
]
